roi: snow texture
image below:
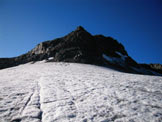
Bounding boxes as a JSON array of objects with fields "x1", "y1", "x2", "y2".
[{"x1": 0, "y1": 62, "x2": 162, "y2": 122}]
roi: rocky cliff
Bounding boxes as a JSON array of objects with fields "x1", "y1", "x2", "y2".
[{"x1": 0, "y1": 26, "x2": 161, "y2": 76}]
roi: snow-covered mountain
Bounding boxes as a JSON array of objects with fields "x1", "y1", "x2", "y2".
[
  {"x1": 0, "y1": 61, "x2": 162, "y2": 122},
  {"x1": 0, "y1": 26, "x2": 161, "y2": 76}
]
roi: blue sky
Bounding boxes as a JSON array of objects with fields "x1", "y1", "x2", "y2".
[{"x1": 0, "y1": 0, "x2": 162, "y2": 64}]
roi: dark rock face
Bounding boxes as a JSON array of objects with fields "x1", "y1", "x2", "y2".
[
  {"x1": 150, "y1": 64, "x2": 162, "y2": 70},
  {"x1": 0, "y1": 26, "x2": 161, "y2": 76},
  {"x1": 140, "y1": 64, "x2": 162, "y2": 74}
]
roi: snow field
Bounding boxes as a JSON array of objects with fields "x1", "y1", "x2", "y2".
[{"x1": 0, "y1": 62, "x2": 162, "y2": 122}]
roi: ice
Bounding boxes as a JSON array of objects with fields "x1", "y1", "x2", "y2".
[
  {"x1": 48, "y1": 57, "x2": 54, "y2": 60},
  {"x1": 102, "y1": 54, "x2": 125, "y2": 67},
  {"x1": 115, "y1": 51, "x2": 127, "y2": 61},
  {"x1": 103, "y1": 54, "x2": 114, "y2": 62},
  {"x1": 0, "y1": 62, "x2": 162, "y2": 122}
]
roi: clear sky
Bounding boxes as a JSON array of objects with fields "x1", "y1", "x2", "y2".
[{"x1": 0, "y1": 0, "x2": 162, "y2": 64}]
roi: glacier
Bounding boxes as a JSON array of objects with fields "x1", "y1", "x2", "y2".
[{"x1": 0, "y1": 62, "x2": 162, "y2": 122}]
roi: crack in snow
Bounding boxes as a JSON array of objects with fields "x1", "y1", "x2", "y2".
[
  {"x1": 11, "y1": 80, "x2": 43, "y2": 122},
  {"x1": 20, "y1": 91, "x2": 34, "y2": 115},
  {"x1": 37, "y1": 80, "x2": 43, "y2": 122}
]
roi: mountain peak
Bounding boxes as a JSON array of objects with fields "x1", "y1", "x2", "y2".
[
  {"x1": 0, "y1": 26, "x2": 161, "y2": 76},
  {"x1": 66, "y1": 26, "x2": 92, "y2": 40},
  {"x1": 76, "y1": 26, "x2": 86, "y2": 31}
]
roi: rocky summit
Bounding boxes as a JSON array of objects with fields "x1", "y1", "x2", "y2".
[{"x1": 0, "y1": 26, "x2": 161, "y2": 76}]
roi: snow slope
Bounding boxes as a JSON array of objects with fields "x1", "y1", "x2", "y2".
[{"x1": 0, "y1": 62, "x2": 162, "y2": 122}]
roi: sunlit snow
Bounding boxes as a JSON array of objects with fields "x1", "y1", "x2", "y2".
[{"x1": 0, "y1": 62, "x2": 162, "y2": 122}]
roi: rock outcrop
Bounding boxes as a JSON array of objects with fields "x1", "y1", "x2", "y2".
[{"x1": 0, "y1": 26, "x2": 161, "y2": 76}]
